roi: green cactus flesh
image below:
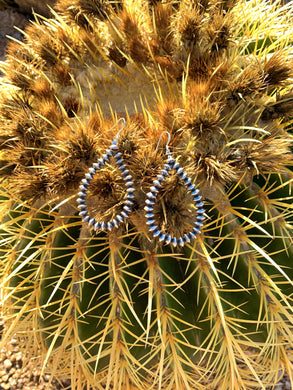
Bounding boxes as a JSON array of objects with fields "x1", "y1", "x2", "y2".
[{"x1": 1, "y1": 0, "x2": 293, "y2": 389}]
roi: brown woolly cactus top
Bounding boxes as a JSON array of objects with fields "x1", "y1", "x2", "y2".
[{"x1": 0, "y1": 0, "x2": 293, "y2": 237}]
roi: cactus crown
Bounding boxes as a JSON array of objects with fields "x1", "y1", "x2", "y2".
[{"x1": 0, "y1": 0, "x2": 293, "y2": 389}]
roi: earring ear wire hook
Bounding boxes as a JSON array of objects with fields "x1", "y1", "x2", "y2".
[
  {"x1": 111, "y1": 117, "x2": 126, "y2": 140},
  {"x1": 155, "y1": 131, "x2": 171, "y2": 155}
]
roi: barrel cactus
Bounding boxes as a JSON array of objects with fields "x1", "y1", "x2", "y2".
[{"x1": 1, "y1": 0, "x2": 293, "y2": 389}]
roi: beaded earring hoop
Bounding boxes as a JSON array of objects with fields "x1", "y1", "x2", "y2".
[
  {"x1": 144, "y1": 131, "x2": 205, "y2": 247},
  {"x1": 77, "y1": 118, "x2": 135, "y2": 231}
]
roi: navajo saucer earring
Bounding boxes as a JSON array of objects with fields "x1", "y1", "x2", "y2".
[
  {"x1": 144, "y1": 131, "x2": 205, "y2": 247},
  {"x1": 77, "y1": 118, "x2": 135, "y2": 231}
]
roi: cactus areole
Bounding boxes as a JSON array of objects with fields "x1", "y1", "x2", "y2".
[{"x1": 0, "y1": 0, "x2": 293, "y2": 389}]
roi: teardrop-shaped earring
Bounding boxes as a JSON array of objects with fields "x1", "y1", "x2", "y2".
[
  {"x1": 144, "y1": 131, "x2": 205, "y2": 247},
  {"x1": 77, "y1": 118, "x2": 134, "y2": 231}
]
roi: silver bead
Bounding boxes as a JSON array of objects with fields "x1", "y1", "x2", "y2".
[{"x1": 149, "y1": 224, "x2": 157, "y2": 232}]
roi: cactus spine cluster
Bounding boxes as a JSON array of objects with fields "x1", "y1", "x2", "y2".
[{"x1": 1, "y1": 0, "x2": 293, "y2": 389}]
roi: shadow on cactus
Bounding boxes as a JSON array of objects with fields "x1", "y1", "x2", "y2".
[{"x1": 1, "y1": 0, "x2": 293, "y2": 389}]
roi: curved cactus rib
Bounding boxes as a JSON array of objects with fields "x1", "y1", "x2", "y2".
[
  {"x1": 141, "y1": 241, "x2": 204, "y2": 390},
  {"x1": 38, "y1": 214, "x2": 81, "y2": 378},
  {"x1": 0, "y1": 207, "x2": 55, "y2": 335},
  {"x1": 182, "y1": 240, "x2": 263, "y2": 390},
  {"x1": 76, "y1": 232, "x2": 150, "y2": 389}
]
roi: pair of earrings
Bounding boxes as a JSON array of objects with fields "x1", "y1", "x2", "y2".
[{"x1": 77, "y1": 118, "x2": 205, "y2": 247}]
